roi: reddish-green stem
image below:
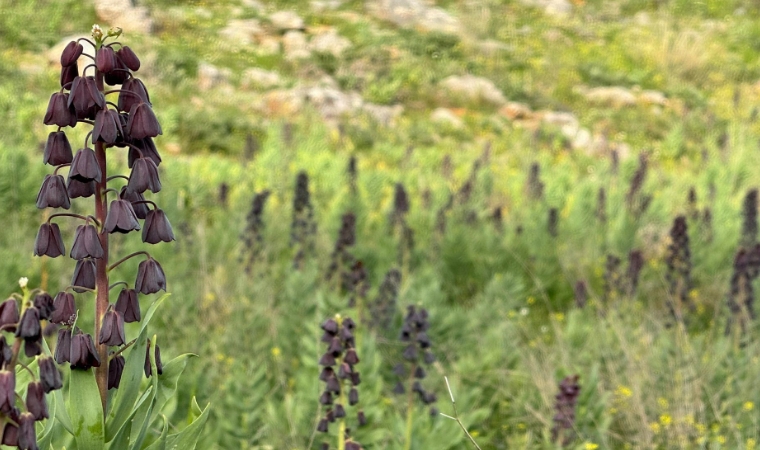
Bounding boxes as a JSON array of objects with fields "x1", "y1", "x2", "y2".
[{"x1": 94, "y1": 69, "x2": 109, "y2": 415}]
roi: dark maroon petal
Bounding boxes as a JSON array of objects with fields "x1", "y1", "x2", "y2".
[{"x1": 60, "y1": 41, "x2": 83, "y2": 67}]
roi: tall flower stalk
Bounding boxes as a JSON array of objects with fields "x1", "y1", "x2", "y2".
[{"x1": 37, "y1": 25, "x2": 171, "y2": 414}]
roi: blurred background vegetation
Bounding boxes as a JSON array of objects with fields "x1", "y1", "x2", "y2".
[{"x1": 3, "y1": 0, "x2": 760, "y2": 448}]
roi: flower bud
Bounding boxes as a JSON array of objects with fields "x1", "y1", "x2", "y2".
[
  {"x1": 144, "y1": 341, "x2": 163, "y2": 377},
  {"x1": 126, "y1": 102, "x2": 162, "y2": 139},
  {"x1": 34, "y1": 223, "x2": 65, "y2": 258},
  {"x1": 343, "y1": 348, "x2": 359, "y2": 365},
  {"x1": 334, "y1": 403, "x2": 345, "y2": 418},
  {"x1": 104, "y1": 199, "x2": 141, "y2": 234},
  {"x1": 70, "y1": 332, "x2": 100, "y2": 370},
  {"x1": 142, "y1": 209, "x2": 174, "y2": 244},
  {"x1": 357, "y1": 410, "x2": 366, "y2": 426},
  {"x1": 60, "y1": 63, "x2": 78, "y2": 89},
  {"x1": 43, "y1": 131, "x2": 73, "y2": 166},
  {"x1": 108, "y1": 354, "x2": 125, "y2": 390},
  {"x1": 26, "y1": 382, "x2": 48, "y2": 421},
  {"x1": 43, "y1": 92, "x2": 77, "y2": 128},
  {"x1": 117, "y1": 46, "x2": 140, "y2": 71},
  {"x1": 115, "y1": 288, "x2": 140, "y2": 323},
  {"x1": 60, "y1": 41, "x2": 83, "y2": 67},
  {"x1": 70, "y1": 224, "x2": 104, "y2": 260},
  {"x1": 316, "y1": 418, "x2": 328, "y2": 433},
  {"x1": 128, "y1": 157, "x2": 161, "y2": 194},
  {"x1": 69, "y1": 147, "x2": 102, "y2": 182},
  {"x1": 36, "y1": 174, "x2": 71, "y2": 209},
  {"x1": 348, "y1": 387, "x2": 359, "y2": 406},
  {"x1": 98, "y1": 309, "x2": 125, "y2": 346},
  {"x1": 95, "y1": 46, "x2": 118, "y2": 73},
  {"x1": 51, "y1": 292, "x2": 76, "y2": 325},
  {"x1": 71, "y1": 258, "x2": 96, "y2": 293},
  {"x1": 38, "y1": 357, "x2": 62, "y2": 393},
  {"x1": 135, "y1": 258, "x2": 167, "y2": 295}
]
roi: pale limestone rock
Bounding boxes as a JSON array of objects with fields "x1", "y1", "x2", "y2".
[
  {"x1": 95, "y1": 0, "x2": 153, "y2": 34},
  {"x1": 198, "y1": 63, "x2": 231, "y2": 91},
  {"x1": 431, "y1": 108, "x2": 463, "y2": 128},
  {"x1": 439, "y1": 74, "x2": 506, "y2": 106},
  {"x1": 270, "y1": 10, "x2": 305, "y2": 32},
  {"x1": 309, "y1": 30, "x2": 352, "y2": 57},
  {"x1": 367, "y1": 0, "x2": 461, "y2": 34},
  {"x1": 241, "y1": 68, "x2": 283, "y2": 89},
  {"x1": 282, "y1": 31, "x2": 310, "y2": 59},
  {"x1": 219, "y1": 19, "x2": 263, "y2": 45}
]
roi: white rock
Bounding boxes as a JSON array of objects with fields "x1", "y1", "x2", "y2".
[
  {"x1": 270, "y1": 10, "x2": 305, "y2": 31},
  {"x1": 257, "y1": 36, "x2": 282, "y2": 55},
  {"x1": 242, "y1": 0, "x2": 265, "y2": 12},
  {"x1": 583, "y1": 86, "x2": 637, "y2": 107},
  {"x1": 367, "y1": 0, "x2": 461, "y2": 34},
  {"x1": 282, "y1": 31, "x2": 311, "y2": 59},
  {"x1": 638, "y1": 90, "x2": 667, "y2": 106},
  {"x1": 241, "y1": 68, "x2": 283, "y2": 89},
  {"x1": 311, "y1": 0, "x2": 344, "y2": 11},
  {"x1": 431, "y1": 108, "x2": 463, "y2": 128},
  {"x1": 438, "y1": 74, "x2": 506, "y2": 106},
  {"x1": 95, "y1": 0, "x2": 153, "y2": 34},
  {"x1": 219, "y1": 19, "x2": 263, "y2": 45},
  {"x1": 362, "y1": 103, "x2": 403, "y2": 126},
  {"x1": 309, "y1": 30, "x2": 352, "y2": 57},
  {"x1": 198, "y1": 63, "x2": 231, "y2": 91}
]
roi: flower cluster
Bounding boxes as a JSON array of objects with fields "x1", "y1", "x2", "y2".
[
  {"x1": 625, "y1": 153, "x2": 651, "y2": 217},
  {"x1": 317, "y1": 316, "x2": 364, "y2": 449},
  {"x1": 241, "y1": 190, "x2": 270, "y2": 273},
  {"x1": 0, "y1": 283, "x2": 65, "y2": 450},
  {"x1": 393, "y1": 305, "x2": 438, "y2": 416},
  {"x1": 742, "y1": 189, "x2": 758, "y2": 249},
  {"x1": 626, "y1": 250, "x2": 644, "y2": 296},
  {"x1": 346, "y1": 261, "x2": 369, "y2": 308},
  {"x1": 347, "y1": 156, "x2": 358, "y2": 196},
  {"x1": 390, "y1": 183, "x2": 414, "y2": 265},
  {"x1": 526, "y1": 162, "x2": 544, "y2": 201},
  {"x1": 726, "y1": 245, "x2": 760, "y2": 335},
  {"x1": 368, "y1": 269, "x2": 401, "y2": 331},
  {"x1": 547, "y1": 207, "x2": 559, "y2": 237},
  {"x1": 326, "y1": 213, "x2": 357, "y2": 288},
  {"x1": 37, "y1": 25, "x2": 172, "y2": 405},
  {"x1": 291, "y1": 172, "x2": 316, "y2": 269},
  {"x1": 665, "y1": 216, "x2": 692, "y2": 322},
  {"x1": 596, "y1": 187, "x2": 606, "y2": 224},
  {"x1": 551, "y1": 374, "x2": 581, "y2": 446}
]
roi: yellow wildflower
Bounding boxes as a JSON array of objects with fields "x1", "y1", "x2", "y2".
[
  {"x1": 744, "y1": 401, "x2": 754, "y2": 411},
  {"x1": 584, "y1": 443, "x2": 599, "y2": 450},
  {"x1": 271, "y1": 347, "x2": 281, "y2": 359},
  {"x1": 615, "y1": 385, "x2": 633, "y2": 399},
  {"x1": 659, "y1": 414, "x2": 672, "y2": 426}
]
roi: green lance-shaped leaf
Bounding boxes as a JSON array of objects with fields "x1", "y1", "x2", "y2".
[
  {"x1": 143, "y1": 415, "x2": 168, "y2": 450},
  {"x1": 67, "y1": 369, "x2": 105, "y2": 450},
  {"x1": 164, "y1": 398, "x2": 210, "y2": 450},
  {"x1": 106, "y1": 294, "x2": 168, "y2": 442},
  {"x1": 129, "y1": 335, "x2": 160, "y2": 450}
]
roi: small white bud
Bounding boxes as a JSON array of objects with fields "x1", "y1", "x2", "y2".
[{"x1": 18, "y1": 277, "x2": 28, "y2": 289}]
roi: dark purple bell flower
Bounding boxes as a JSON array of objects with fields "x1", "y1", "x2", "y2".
[
  {"x1": 68, "y1": 76, "x2": 105, "y2": 120},
  {"x1": 60, "y1": 41, "x2": 83, "y2": 67},
  {"x1": 17, "y1": 412, "x2": 37, "y2": 450},
  {"x1": 126, "y1": 102, "x2": 161, "y2": 139},
  {"x1": 70, "y1": 224, "x2": 104, "y2": 260},
  {"x1": 0, "y1": 300, "x2": 19, "y2": 332},
  {"x1": 104, "y1": 199, "x2": 140, "y2": 234},
  {"x1": 349, "y1": 387, "x2": 359, "y2": 405},
  {"x1": 0, "y1": 371, "x2": 14, "y2": 413},
  {"x1": 69, "y1": 147, "x2": 101, "y2": 182},
  {"x1": 117, "y1": 46, "x2": 140, "y2": 71},
  {"x1": 71, "y1": 258, "x2": 96, "y2": 293},
  {"x1": 70, "y1": 332, "x2": 100, "y2": 370},
  {"x1": 43, "y1": 93, "x2": 77, "y2": 128},
  {"x1": 43, "y1": 131, "x2": 73, "y2": 166},
  {"x1": 108, "y1": 354, "x2": 125, "y2": 389},
  {"x1": 60, "y1": 63, "x2": 78, "y2": 89},
  {"x1": 128, "y1": 157, "x2": 161, "y2": 194},
  {"x1": 0, "y1": 422, "x2": 16, "y2": 446},
  {"x1": 33, "y1": 293, "x2": 54, "y2": 321},
  {"x1": 98, "y1": 309, "x2": 125, "y2": 347},
  {"x1": 104, "y1": 55, "x2": 129, "y2": 86},
  {"x1": 119, "y1": 186, "x2": 149, "y2": 219},
  {"x1": 24, "y1": 340, "x2": 42, "y2": 358},
  {"x1": 34, "y1": 223, "x2": 65, "y2": 258},
  {"x1": 128, "y1": 137, "x2": 162, "y2": 168},
  {"x1": 51, "y1": 292, "x2": 76, "y2": 325},
  {"x1": 54, "y1": 328, "x2": 72, "y2": 364},
  {"x1": 143, "y1": 209, "x2": 174, "y2": 244},
  {"x1": 15, "y1": 307, "x2": 41, "y2": 341},
  {"x1": 135, "y1": 258, "x2": 166, "y2": 294},
  {"x1": 96, "y1": 46, "x2": 118, "y2": 73},
  {"x1": 115, "y1": 288, "x2": 140, "y2": 323},
  {"x1": 38, "y1": 357, "x2": 63, "y2": 393},
  {"x1": 118, "y1": 78, "x2": 150, "y2": 112},
  {"x1": 36, "y1": 174, "x2": 71, "y2": 209},
  {"x1": 0, "y1": 336, "x2": 12, "y2": 367},
  {"x1": 67, "y1": 177, "x2": 96, "y2": 199},
  {"x1": 25, "y1": 382, "x2": 48, "y2": 421},
  {"x1": 93, "y1": 108, "x2": 123, "y2": 144}
]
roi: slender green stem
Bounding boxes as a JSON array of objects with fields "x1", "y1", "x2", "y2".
[
  {"x1": 403, "y1": 362, "x2": 417, "y2": 450},
  {"x1": 440, "y1": 376, "x2": 482, "y2": 450}
]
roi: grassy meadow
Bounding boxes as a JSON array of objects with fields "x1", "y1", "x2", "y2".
[{"x1": 4, "y1": 0, "x2": 760, "y2": 448}]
